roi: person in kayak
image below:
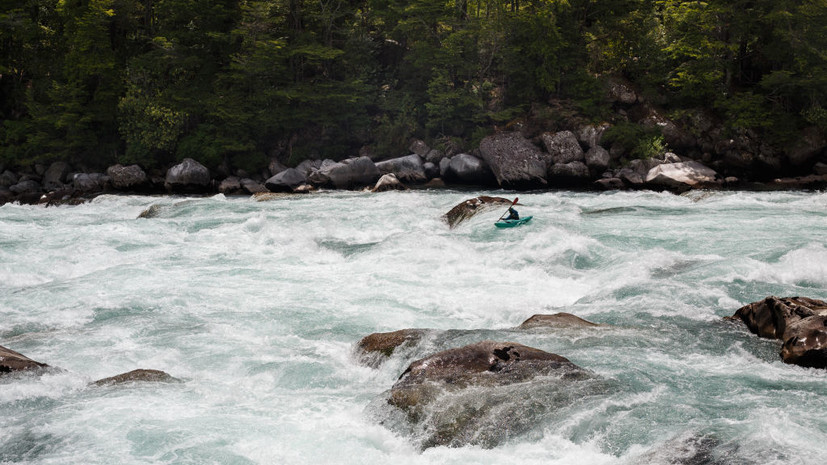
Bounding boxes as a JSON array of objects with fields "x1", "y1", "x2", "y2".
[{"x1": 505, "y1": 207, "x2": 519, "y2": 220}]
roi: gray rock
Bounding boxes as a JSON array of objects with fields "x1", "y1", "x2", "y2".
[
  {"x1": 645, "y1": 161, "x2": 717, "y2": 190},
  {"x1": 479, "y1": 132, "x2": 547, "y2": 188},
  {"x1": 218, "y1": 176, "x2": 242, "y2": 194},
  {"x1": 43, "y1": 161, "x2": 72, "y2": 191},
  {"x1": 618, "y1": 168, "x2": 645, "y2": 187},
  {"x1": 10, "y1": 180, "x2": 42, "y2": 195},
  {"x1": 265, "y1": 168, "x2": 307, "y2": 192},
  {"x1": 439, "y1": 157, "x2": 451, "y2": 178},
  {"x1": 518, "y1": 312, "x2": 600, "y2": 329},
  {"x1": 296, "y1": 159, "x2": 323, "y2": 176},
  {"x1": 541, "y1": 131, "x2": 585, "y2": 164},
  {"x1": 309, "y1": 156, "x2": 380, "y2": 189},
  {"x1": 549, "y1": 161, "x2": 590, "y2": 183},
  {"x1": 372, "y1": 173, "x2": 407, "y2": 192},
  {"x1": 409, "y1": 139, "x2": 431, "y2": 157},
  {"x1": 375, "y1": 154, "x2": 427, "y2": 183},
  {"x1": 585, "y1": 146, "x2": 611, "y2": 171},
  {"x1": 1, "y1": 170, "x2": 19, "y2": 188},
  {"x1": 594, "y1": 177, "x2": 625, "y2": 190},
  {"x1": 423, "y1": 162, "x2": 439, "y2": 179},
  {"x1": 444, "y1": 153, "x2": 495, "y2": 185},
  {"x1": 106, "y1": 164, "x2": 147, "y2": 190},
  {"x1": 268, "y1": 159, "x2": 288, "y2": 176},
  {"x1": 424, "y1": 149, "x2": 444, "y2": 164},
  {"x1": 73, "y1": 173, "x2": 108, "y2": 192},
  {"x1": 165, "y1": 158, "x2": 210, "y2": 190},
  {"x1": 241, "y1": 178, "x2": 268, "y2": 194},
  {"x1": 93, "y1": 369, "x2": 179, "y2": 386},
  {"x1": 813, "y1": 162, "x2": 827, "y2": 175}
]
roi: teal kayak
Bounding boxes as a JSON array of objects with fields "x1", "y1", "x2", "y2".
[{"x1": 495, "y1": 216, "x2": 533, "y2": 228}]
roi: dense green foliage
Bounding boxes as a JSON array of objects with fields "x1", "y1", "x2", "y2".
[{"x1": 1, "y1": 0, "x2": 826, "y2": 170}]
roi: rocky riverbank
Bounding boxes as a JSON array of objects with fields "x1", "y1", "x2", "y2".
[{"x1": 2, "y1": 100, "x2": 827, "y2": 206}]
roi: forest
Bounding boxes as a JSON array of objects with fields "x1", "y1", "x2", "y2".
[{"x1": 1, "y1": 0, "x2": 826, "y2": 173}]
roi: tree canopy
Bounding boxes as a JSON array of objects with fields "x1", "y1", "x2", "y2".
[{"x1": 1, "y1": 0, "x2": 825, "y2": 171}]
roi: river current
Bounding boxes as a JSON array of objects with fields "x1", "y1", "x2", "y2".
[{"x1": 1, "y1": 190, "x2": 826, "y2": 464}]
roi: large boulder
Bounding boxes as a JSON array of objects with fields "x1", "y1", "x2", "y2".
[
  {"x1": 728, "y1": 296, "x2": 827, "y2": 368},
  {"x1": 378, "y1": 341, "x2": 594, "y2": 449},
  {"x1": 308, "y1": 156, "x2": 380, "y2": 189},
  {"x1": 42, "y1": 161, "x2": 72, "y2": 191},
  {"x1": 106, "y1": 164, "x2": 147, "y2": 190},
  {"x1": 443, "y1": 153, "x2": 495, "y2": 185},
  {"x1": 577, "y1": 123, "x2": 610, "y2": 148},
  {"x1": 1, "y1": 345, "x2": 49, "y2": 374},
  {"x1": 478, "y1": 132, "x2": 547, "y2": 188},
  {"x1": 0, "y1": 170, "x2": 18, "y2": 188},
  {"x1": 585, "y1": 146, "x2": 611, "y2": 172},
  {"x1": 541, "y1": 130, "x2": 585, "y2": 165},
  {"x1": 442, "y1": 195, "x2": 514, "y2": 229},
  {"x1": 375, "y1": 154, "x2": 427, "y2": 184},
  {"x1": 241, "y1": 178, "x2": 268, "y2": 194},
  {"x1": 265, "y1": 168, "x2": 307, "y2": 192},
  {"x1": 165, "y1": 158, "x2": 210, "y2": 191},
  {"x1": 9, "y1": 179, "x2": 42, "y2": 195},
  {"x1": 218, "y1": 176, "x2": 242, "y2": 194},
  {"x1": 645, "y1": 161, "x2": 717, "y2": 191}
]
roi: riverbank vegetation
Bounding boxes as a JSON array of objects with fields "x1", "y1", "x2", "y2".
[{"x1": 2, "y1": 0, "x2": 826, "y2": 172}]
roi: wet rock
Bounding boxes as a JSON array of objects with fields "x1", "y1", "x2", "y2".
[
  {"x1": 0, "y1": 345, "x2": 49, "y2": 374},
  {"x1": 541, "y1": 130, "x2": 585, "y2": 165},
  {"x1": 106, "y1": 164, "x2": 148, "y2": 190},
  {"x1": 378, "y1": 341, "x2": 595, "y2": 449},
  {"x1": 265, "y1": 168, "x2": 307, "y2": 192},
  {"x1": 478, "y1": 132, "x2": 547, "y2": 188},
  {"x1": 443, "y1": 195, "x2": 514, "y2": 229},
  {"x1": 92, "y1": 369, "x2": 179, "y2": 386},
  {"x1": 645, "y1": 161, "x2": 718, "y2": 191},
  {"x1": 728, "y1": 296, "x2": 827, "y2": 368},
  {"x1": 518, "y1": 312, "x2": 600, "y2": 329},
  {"x1": 443, "y1": 153, "x2": 495, "y2": 185},
  {"x1": 375, "y1": 154, "x2": 427, "y2": 184},
  {"x1": 371, "y1": 173, "x2": 407, "y2": 192},
  {"x1": 355, "y1": 329, "x2": 428, "y2": 367},
  {"x1": 165, "y1": 158, "x2": 210, "y2": 192}
]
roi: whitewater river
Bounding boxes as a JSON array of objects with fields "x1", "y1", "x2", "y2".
[{"x1": 1, "y1": 189, "x2": 826, "y2": 464}]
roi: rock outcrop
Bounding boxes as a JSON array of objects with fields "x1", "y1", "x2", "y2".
[
  {"x1": 728, "y1": 296, "x2": 827, "y2": 368},
  {"x1": 165, "y1": 158, "x2": 210, "y2": 192},
  {"x1": 442, "y1": 195, "x2": 514, "y2": 229},
  {"x1": 377, "y1": 340, "x2": 595, "y2": 449},
  {"x1": 0, "y1": 345, "x2": 49, "y2": 374},
  {"x1": 478, "y1": 132, "x2": 547, "y2": 188}
]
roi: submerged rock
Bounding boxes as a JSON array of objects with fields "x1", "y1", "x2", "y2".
[
  {"x1": 442, "y1": 195, "x2": 514, "y2": 229},
  {"x1": 92, "y1": 369, "x2": 179, "y2": 386},
  {"x1": 728, "y1": 296, "x2": 827, "y2": 368},
  {"x1": 374, "y1": 341, "x2": 598, "y2": 449},
  {"x1": 518, "y1": 312, "x2": 600, "y2": 329},
  {"x1": 355, "y1": 329, "x2": 428, "y2": 367},
  {"x1": 0, "y1": 345, "x2": 49, "y2": 374}
]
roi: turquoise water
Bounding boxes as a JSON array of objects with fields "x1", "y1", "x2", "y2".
[{"x1": 1, "y1": 190, "x2": 826, "y2": 464}]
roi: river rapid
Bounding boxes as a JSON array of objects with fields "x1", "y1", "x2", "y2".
[{"x1": 1, "y1": 189, "x2": 826, "y2": 464}]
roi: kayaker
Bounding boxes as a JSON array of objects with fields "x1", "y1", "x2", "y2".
[{"x1": 505, "y1": 207, "x2": 519, "y2": 220}]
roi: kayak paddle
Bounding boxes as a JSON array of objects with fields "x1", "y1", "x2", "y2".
[{"x1": 496, "y1": 197, "x2": 519, "y2": 222}]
